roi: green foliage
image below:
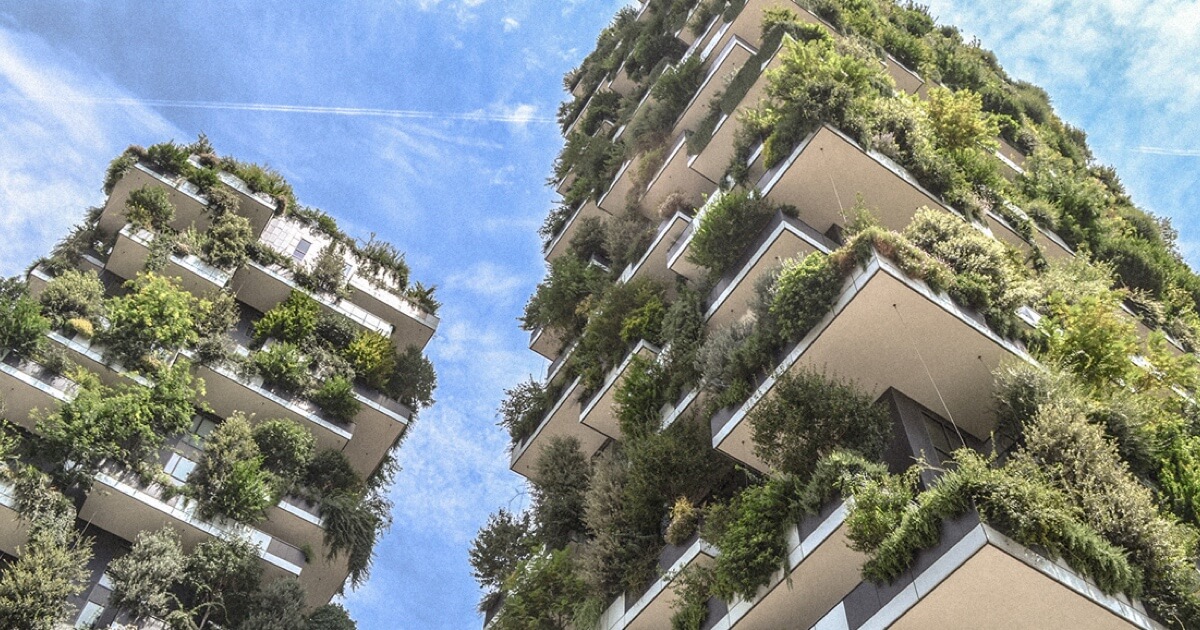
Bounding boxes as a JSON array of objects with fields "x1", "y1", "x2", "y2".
[
  {"x1": 252, "y1": 419, "x2": 316, "y2": 488},
  {"x1": 254, "y1": 291, "x2": 320, "y2": 344},
  {"x1": 614, "y1": 354, "x2": 665, "y2": 440},
  {"x1": 104, "y1": 147, "x2": 140, "y2": 195},
  {"x1": 311, "y1": 375, "x2": 361, "y2": 422},
  {"x1": 108, "y1": 527, "x2": 186, "y2": 622},
  {"x1": 304, "y1": 449, "x2": 363, "y2": 498},
  {"x1": 531, "y1": 436, "x2": 591, "y2": 549},
  {"x1": 770, "y1": 253, "x2": 843, "y2": 340},
  {"x1": 492, "y1": 548, "x2": 588, "y2": 630},
  {"x1": 664, "y1": 497, "x2": 699, "y2": 546},
  {"x1": 0, "y1": 285, "x2": 48, "y2": 357},
  {"x1": 306, "y1": 604, "x2": 358, "y2": 630},
  {"x1": 38, "y1": 269, "x2": 105, "y2": 329},
  {"x1": 203, "y1": 210, "x2": 253, "y2": 269},
  {"x1": 500, "y1": 379, "x2": 552, "y2": 444},
  {"x1": 145, "y1": 141, "x2": 191, "y2": 176},
  {"x1": 188, "y1": 413, "x2": 273, "y2": 524},
  {"x1": 470, "y1": 509, "x2": 533, "y2": 601},
  {"x1": 252, "y1": 342, "x2": 309, "y2": 394},
  {"x1": 99, "y1": 273, "x2": 199, "y2": 369},
  {"x1": 239, "y1": 578, "x2": 307, "y2": 630},
  {"x1": 345, "y1": 331, "x2": 395, "y2": 390},
  {"x1": 387, "y1": 344, "x2": 437, "y2": 409},
  {"x1": 358, "y1": 235, "x2": 410, "y2": 292},
  {"x1": 0, "y1": 509, "x2": 92, "y2": 630},
  {"x1": 706, "y1": 480, "x2": 789, "y2": 600},
  {"x1": 296, "y1": 245, "x2": 348, "y2": 296},
  {"x1": 320, "y1": 493, "x2": 384, "y2": 588},
  {"x1": 182, "y1": 537, "x2": 263, "y2": 629},
  {"x1": 521, "y1": 254, "x2": 610, "y2": 339},
  {"x1": 574, "y1": 279, "x2": 666, "y2": 392},
  {"x1": 669, "y1": 565, "x2": 713, "y2": 630},
  {"x1": 750, "y1": 369, "x2": 890, "y2": 476},
  {"x1": 1035, "y1": 292, "x2": 1138, "y2": 388},
  {"x1": 687, "y1": 190, "x2": 776, "y2": 279},
  {"x1": 125, "y1": 185, "x2": 176, "y2": 232}
]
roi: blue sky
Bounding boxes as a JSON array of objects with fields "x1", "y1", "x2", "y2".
[{"x1": 0, "y1": 1, "x2": 1196, "y2": 628}]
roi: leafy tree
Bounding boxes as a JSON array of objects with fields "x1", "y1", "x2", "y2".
[
  {"x1": 311, "y1": 376, "x2": 361, "y2": 422},
  {"x1": 499, "y1": 379, "x2": 550, "y2": 442},
  {"x1": 531, "y1": 437, "x2": 591, "y2": 549},
  {"x1": 1036, "y1": 293, "x2": 1138, "y2": 388},
  {"x1": 492, "y1": 548, "x2": 587, "y2": 630},
  {"x1": 924, "y1": 86, "x2": 999, "y2": 152},
  {"x1": 388, "y1": 345, "x2": 437, "y2": 409},
  {"x1": 124, "y1": 185, "x2": 175, "y2": 231},
  {"x1": 306, "y1": 604, "x2": 357, "y2": 630},
  {"x1": 687, "y1": 190, "x2": 777, "y2": 279},
  {"x1": 252, "y1": 342, "x2": 309, "y2": 394},
  {"x1": 108, "y1": 527, "x2": 187, "y2": 622},
  {"x1": 304, "y1": 449, "x2": 363, "y2": 498},
  {"x1": 188, "y1": 413, "x2": 272, "y2": 523},
  {"x1": 203, "y1": 211, "x2": 253, "y2": 269},
  {"x1": 37, "y1": 269, "x2": 105, "y2": 328},
  {"x1": 98, "y1": 273, "x2": 198, "y2": 369},
  {"x1": 470, "y1": 509, "x2": 533, "y2": 599},
  {"x1": 0, "y1": 283, "x2": 48, "y2": 357},
  {"x1": 344, "y1": 331, "x2": 395, "y2": 390},
  {"x1": 254, "y1": 291, "x2": 320, "y2": 344},
  {"x1": 297, "y1": 245, "x2": 347, "y2": 296},
  {"x1": 252, "y1": 419, "x2": 315, "y2": 489},
  {"x1": 182, "y1": 537, "x2": 262, "y2": 629},
  {"x1": 520, "y1": 255, "x2": 608, "y2": 339},
  {"x1": 239, "y1": 578, "x2": 307, "y2": 630}
]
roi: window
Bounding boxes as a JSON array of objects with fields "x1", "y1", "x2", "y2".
[
  {"x1": 292, "y1": 239, "x2": 312, "y2": 262},
  {"x1": 922, "y1": 412, "x2": 965, "y2": 464}
]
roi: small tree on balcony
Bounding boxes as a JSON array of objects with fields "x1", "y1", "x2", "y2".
[
  {"x1": 124, "y1": 185, "x2": 176, "y2": 232},
  {"x1": 387, "y1": 345, "x2": 437, "y2": 409},
  {"x1": 251, "y1": 342, "x2": 309, "y2": 395},
  {"x1": 0, "y1": 280, "x2": 48, "y2": 357},
  {"x1": 181, "y1": 537, "x2": 262, "y2": 629},
  {"x1": 310, "y1": 375, "x2": 361, "y2": 422},
  {"x1": 187, "y1": 413, "x2": 273, "y2": 524},
  {"x1": 108, "y1": 527, "x2": 186, "y2": 622},
  {"x1": 253, "y1": 291, "x2": 320, "y2": 344},
  {"x1": 306, "y1": 604, "x2": 358, "y2": 630},
  {"x1": 470, "y1": 509, "x2": 533, "y2": 608},
  {"x1": 531, "y1": 437, "x2": 591, "y2": 549},
  {"x1": 98, "y1": 273, "x2": 198, "y2": 370},
  {"x1": 37, "y1": 269, "x2": 105, "y2": 329},
  {"x1": 296, "y1": 244, "x2": 347, "y2": 297},
  {"x1": 252, "y1": 419, "x2": 315, "y2": 492},
  {"x1": 203, "y1": 210, "x2": 253, "y2": 269},
  {"x1": 239, "y1": 577, "x2": 307, "y2": 630}
]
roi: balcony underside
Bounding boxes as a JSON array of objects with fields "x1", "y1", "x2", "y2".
[
  {"x1": 621, "y1": 213, "x2": 691, "y2": 288},
  {"x1": 0, "y1": 356, "x2": 73, "y2": 432},
  {"x1": 759, "y1": 124, "x2": 951, "y2": 236},
  {"x1": 642, "y1": 134, "x2": 718, "y2": 217},
  {"x1": 689, "y1": 50, "x2": 784, "y2": 183},
  {"x1": 0, "y1": 483, "x2": 26, "y2": 558},
  {"x1": 230, "y1": 262, "x2": 392, "y2": 338},
  {"x1": 99, "y1": 164, "x2": 211, "y2": 239},
  {"x1": 545, "y1": 201, "x2": 611, "y2": 263},
  {"x1": 346, "y1": 276, "x2": 437, "y2": 350},
  {"x1": 510, "y1": 378, "x2": 607, "y2": 479},
  {"x1": 673, "y1": 37, "x2": 756, "y2": 138},
  {"x1": 530, "y1": 326, "x2": 566, "y2": 361},
  {"x1": 715, "y1": 255, "x2": 1031, "y2": 472},
  {"x1": 107, "y1": 229, "x2": 230, "y2": 296}
]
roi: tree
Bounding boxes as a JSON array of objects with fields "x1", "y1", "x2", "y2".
[
  {"x1": 306, "y1": 604, "x2": 357, "y2": 630},
  {"x1": 388, "y1": 345, "x2": 437, "y2": 409},
  {"x1": 203, "y1": 211, "x2": 253, "y2": 269},
  {"x1": 492, "y1": 548, "x2": 587, "y2": 630},
  {"x1": 252, "y1": 419, "x2": 315, "y2": 490},
  {"x1": 124, "y1": 185, "x2": 175, "y2": 231},
  {"x1": 108, "y1": 527, "x2": 186, "y2": 622},
  {"x1": 531, "y1": 437, "x2": 591, "y2": 549},
  {"x1": 253, "y1": 291, "x2": 319, "y2": 344},
  {"x1": 37, "y1": 269, "x2": 105, "y2": 328},
  {"x1": 239, "y1": 578, "x2": 307, "y2": 630},
  {"x1": 470, "y1": 509, "x2": 533, "y2": 600},
  {"x1": 98, "y1": 273, "x2": 198, "y2": 369},
  {"x1": 188, "y1": 413, "x2": 272, "y2": 523},
  {"x1": 182, "y1": 537, "x2": 262, "y2": 629},
  {"x1": 0, "y1": 284, "x2": 48, "y2": 357}
]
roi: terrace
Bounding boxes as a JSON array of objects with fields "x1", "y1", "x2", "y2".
[
  {"x1": 0, "y1": 350, "x2": 78, "y2": 432},
  {"x1": 106, "y1": 225, "x2": 232, "y2": 295}
]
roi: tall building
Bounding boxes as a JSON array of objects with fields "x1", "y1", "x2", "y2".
[
  {"x1": 475, "y1": 1, "x2": 1200, "y2": 629},
  {"x1": 0, "y1": 138, "x2": 438, "y2": 627}
]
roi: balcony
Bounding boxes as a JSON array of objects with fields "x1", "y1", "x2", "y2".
[
  {"x1": 509, "y1": 376, "x2": 607, "y2": 479},
  {"x1": 704, "y1": 212, "x2": 835, "y2": 330},
  {"x1": 666, "y1": 190, "x2": 726, "y2": 283},
  {"x1": 530, "y1": 326, "x2": 567, "y2": 361},
  {"x1": 758, "y1": 124, "x2": 958, "y2": 236},
  {"x1": 985, "y1": 206, "x2": 1075, "y2": 262},
  {"x1": 712, "y1": 251, "x2": 1033, "y2": 472},
  {"x1": 544, "y1": 201, "x2": 611, "y2": 263},
  {"x1": 884, "y1": 54, "x2": 928, "y2": 97},
  {"x1": 98, "y1": 163, "x2": 211, "y2": 241},
  {"x1": 672, "y1": 36, "x2": 757, "y2": 138},
  {"x1": 0, "y1": 351, "x2": 77, "y2": 432},
  {"x1": 712, "y1": 500, "x2": 864, "y2": 630},
  {"x1": 345, "y1": 273, "x2": 439, "y2": 351},
  {"x1": 580, "y1": 341, "x2": 662, "y2": 440},
  {"x1": 598, "y1": 534, "x2": 717, "y2": 630},
  {"x1": 820, "y1": 512, "x2": 1161, "y2": 630},
  {"x1": 106, "y1": 226, "x2": 232, "y2": 295},
  {"x1": 0, "y1": 478, "x2": 28, "y2": 558},
  {"x1": 660, "y1": 387, "x2": 703, "y2": 431},
  {"x1": 641, "y1": 133, "x2": 720, "y2": 216},
  {"x1": 46, "y1": 330, "x2": 149, "y2": 389},
  {"x1": 26, "y1": 254, "x2": 107, "y2": 300},
  {"x1": 618, "y1": 212, "x2": 692, "y2": 288},
  {"x1": 80, "y1": 463, "x2": 306, "y2": 584},
  {"x1": 598, "y1": 159, "x2": 639, "y2": 214},
  {"x1": 230, "y1": 260, "x2": 393, "y2": 339}
]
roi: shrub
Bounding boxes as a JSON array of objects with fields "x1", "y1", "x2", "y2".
[
  {"x1": 388, "y1": 345, "x2": 437, "y2": 409},
  {"x1": 107, "y1": 527, "x2": 186, "y2": 622},
  {"x1": 65, "y1": 317, "x2": 94, "y2": 338},
  {"x1": 1035, "y1": 293, "x2": 1138, "y2": 388},
  {"x1": 124, "y1": 185, "x2": 175, "y2": 231},
  {"x1": 614, "y1": 354, "x2": 665, "y2": 440},
  {"x1": 38, "y1": 269, "x2": 105, "y2": 328},
  {"x1": 358, "y1": 235, "x2": 410, "y2": 292},
  {"x1": 770, "y1": 253, "x2": 843, "y2": 340},
  {"x1": 345, "y1": 331, "x2": 395, "y2": 390},
  {"x1": 240, "y1": 578, "x2": 307, "y2": 630},
  {"x1": 664, "y1": 497, "x2": 699, "y2": 546},
  {"x1": 202, "y1": 210, "x2": 252, "y2": 269},
  {"x1": 521, "y1": 254, "x2": 610, "y2": 338},
  {"x1": 252, "y1": 342, "x2": 308, "y2": 394},
  {"x1": 0, "y1": 288, "x2": 48, "y2": 357},
  {"x1": 311, "y1": 376, "x2": 361, "y2": 422},
  {"x1": 750, "y1": 369, "x2": 891, "y2": 476},
  {"x1": 98, "y1": 273, "x2": 198, "y2": 368},
  {"x1": 531, "y1": 436, "x2": 591, "y2": 549},
  {"x1": 706, "y1": 480, "x2": 789, "y2": 600},
  {"x1": 188, "y1": 413, "x2": 272, "y2": 524},
  {"x1": 251, "y1": 419, "x2": 316, "y2": 488},
  {"x1": 144, "y1": 141, "x2": 190, "y2": 176},
  {"x1": 104, "y1": 147, "x2": 141, "y2": 195},
  {"x1": 297, "y1": 245, "x2": 347, "y2": 296},
  {"x1": 686, "y1": 190, "x2": 776, "y2": 279},
  {"x1": 499, "y1": 380, "x2": 551, "y2": 443},
  {"x1": 304, "y1": 449, "x2": 363, "y2": 499},
  {"x1": 254, "y1": 291, "x2": 320, "y2": 344},
  {"x1": 307, "y1": 604, "x2": 358, "y2": 630},
  {"x1": 491, "y1": 548, "x2": 588, "y2": 630}
]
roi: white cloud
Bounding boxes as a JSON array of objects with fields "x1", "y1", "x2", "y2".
[
  {"x1": 495, "y1": 102, "x2": 539, "y2": 131},
  {"x1": 502, "y1": 16, "x2": 520, "y2": 32},
  {"x1": 445, "y1": 261, "x2": 527, "y2": 300},
  {"x1": 0, "y1": 27, "x2": 178, "y2": 276}
]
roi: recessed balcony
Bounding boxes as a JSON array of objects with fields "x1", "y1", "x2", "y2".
[
  {"x1": 824, "y1": 512, "x2": 1160, "y2": 630},
  {"x1": 230, "y1": 260, "x2": 393, "y2": 339},
  {"x1": 80, "y1": 464, "x2": 307, "y2": 584},
  {"x1": 758, "y1": 124, "x2": 958, "y2": 236},
  {"x1": 704, "y1": 212, "x2": 835, "y2": 330},
  {"x1": 106, "y1": 226, "x2": 232, "y2": 295},
  {"x1": 712, "y1": 251, "x2": 1033, "y2": 472},
  {"x1": 0, "y1": 351, "x2": 78, "y2": 432},
  {"x1": 711, "y1": 500, "x2": 864, "y2": 630},
  {"x1": 598, "y1": 534, "x2": 717, "y2": 630},
  {"x1": 641, "y1": 133, "x2": 720, "y2": 216},
  {"x1": 509, "y1": 376, "x2": 607, "y2": 479},
  {"x1": 580, "y1": 341, "x2": 662, "y2": 440},
  {"x1": 544, "y1": 201, "x2": 612, "y2": 263},
  {"x1": 618, "y1": 212, "x2": 692, "y2": 288},
  {"x1": 672, "y1": 36, "x2": 757, "y2": 138}
]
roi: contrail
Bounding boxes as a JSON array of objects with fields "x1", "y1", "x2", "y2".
[
  {"x1": 0, "y1": 95, "x2": 558, "y2": 124},
  {"x1": 1134, "y1": 146, "x2": 1200, "y2": 157}
]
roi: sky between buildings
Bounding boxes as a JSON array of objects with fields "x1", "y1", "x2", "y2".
[{"x1": 0, "y1": 1, "x2": 1196, "y2": 628}]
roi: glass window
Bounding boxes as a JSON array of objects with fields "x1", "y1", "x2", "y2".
[{"x1": 292, "y1": 239, "x2": 312, "y2": 262}]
